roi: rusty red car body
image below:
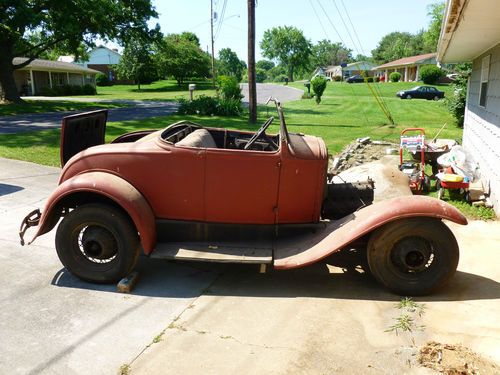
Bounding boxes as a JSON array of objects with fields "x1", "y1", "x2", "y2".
[{"x1": 20, "y1": 101, "x2": 467, "y2": 295}]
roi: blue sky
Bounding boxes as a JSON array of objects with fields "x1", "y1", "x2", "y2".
[{"x1": 140, "y1": 0, "x2": 439, "y2": 61}]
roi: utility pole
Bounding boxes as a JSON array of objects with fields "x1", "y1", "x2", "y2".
[
  {"x1": 247, "y1": 0, "x2": 257, "y2": 124},
  {"x1": 210, "y1": 0, "x2": 216, "y2": 88}
]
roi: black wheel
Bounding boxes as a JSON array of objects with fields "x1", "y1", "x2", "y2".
[
  {"x1": 406, "y1": 94, "x2": 412, "y2": 99},
  {"x1": 433, "y1": 95, "x2": 440, "y2": 101},
  {"x1": 55, "y1": 203, "x2": 140, "y2": 283},
  {"x1": 367, "y1": 218, "x2": 459, "y2": 295},
  {"x1": 421, "y1": 176, "x2": 431, "y2": 193}
]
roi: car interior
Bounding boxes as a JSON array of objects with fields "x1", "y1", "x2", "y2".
[{"x1": 161, "y1": 120, "x2": 279, "y2": 152}]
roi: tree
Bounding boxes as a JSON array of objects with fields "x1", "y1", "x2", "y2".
[
  {"x1": 311, "y1": 76, "x2": 327, "y2": 104},
  {"x1": 260, "y1": 26, "x2": 312, "y2": 82},
  {"x1": 372, "y1": 32, "x2": 423, "y2": 63},
  {"x1": 116, "y1": 35, "x2": 159, "y2": 90},
  {"x1": 156, "y1": 33, "x2": 210, "y2": 85},
  {"x1": 311, "y1": 40, "x2": 352, "y2": 68},
  {"x1": 256, "y1": 60, "x2": 275, "y2": 71},
  {"x1": 217, "y1": 48, "x2": 246, "y2": 82},
  {"x1": 0, "y1": 0, "x2": 157, "y2": 102},
  {"x1": 423, "y1": 1, "x2": 445, "y2": 51}
]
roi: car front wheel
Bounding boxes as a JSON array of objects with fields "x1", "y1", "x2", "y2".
[
  {"x1": 367, "y1": 218, "x2": 459, "y2": 295},
  {"x1": 433, "y1": 96, "x2": 440, "y2": 101},
  {"x1": 405, "y1": 94, "x2": 412, "y2": 99},
  {"x1": 55, "y1": 203, "x2": 140, "y2": 283}
]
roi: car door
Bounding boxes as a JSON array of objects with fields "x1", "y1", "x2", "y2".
[{"x1": 204, "y1": 148, "x2": 281, "y2": 224}]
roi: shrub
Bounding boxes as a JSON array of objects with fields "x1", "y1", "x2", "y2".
[
  {"x1": 83, "y1": 84, "x2": 97, "y2": 95},
  {"x1": 217, "y1": 75, "x2": 243, "y2": 100},
  {"x1": 177, "y1": 95, "x2": 241, "y2": 117},
  {"x1": 333, "y1": 75, "x2": 342, "y2": 82},
  {"x1": 274, "y1": 74, "x2": 288, "y2": 83},
  {"x1": 96, "y1": 73, "x2": 111, "y2": 86},
  {"x1": 389, "y1": 72, "x2": 401, "y2": 82},
  {"x1": 374, "y1": 76, "x2": 380, "y2": 83},
  {"x1": 311, "y1": 76, "x2": 327, "y2": 104},
  {"x1": 70, "y1": 85, "x2": 83, "y2": 95},
  {"x1": 255, "y1": 68, "x2": 267, "y2": 83},
  {"x1": 38, "y1": 87, "x2": 56, "y2": 96},
  {"x1": 419, "y1": 65, "x2": 444, "y2": 84},
  {"x1": 365, "y1": 77, "x2": 374, "y2": 83}
]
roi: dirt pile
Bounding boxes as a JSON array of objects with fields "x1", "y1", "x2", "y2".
[{"x1": 419, "y1": 341, "x2": 500, "y2": 374}]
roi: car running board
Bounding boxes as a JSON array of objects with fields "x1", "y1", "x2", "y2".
[{"x1": 151, "y1": 242, "x2": 273, "y2": 264}]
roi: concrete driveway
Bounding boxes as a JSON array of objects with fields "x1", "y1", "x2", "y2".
[{"x1": 1, "y1": 158, "x2": 499, "y2": 374}]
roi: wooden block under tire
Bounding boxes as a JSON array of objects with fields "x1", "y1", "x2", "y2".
[{"x1": 117, "y1": 271, "x2": 140, "y2": 293}]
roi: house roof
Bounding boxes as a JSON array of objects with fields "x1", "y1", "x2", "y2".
[
  {"x1": 325, "y1": 61, "x2": 375, "y2": 72},
  {"x1": 373, "y1": 53, "x2": 437, "y2": 69},
  {"x1": 13, "y1": 58, "x2": 100, "y2": 74},
  {"x1": 438, "y1": 0, "x2": 500, "y2": 62}
]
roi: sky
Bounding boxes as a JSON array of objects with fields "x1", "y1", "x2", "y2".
[{"x1": 111, "y1": 0, "x2": 440, "y2": 61}]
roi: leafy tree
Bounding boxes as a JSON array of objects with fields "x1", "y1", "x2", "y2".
[
  {"x1": 311, "y1": 40, "x2": 353, "y2": 68},
  {"x1": 180, "y1": 32, "x2": 200, "y2": 47},
  {"x1": 260, "y1": 26, "x2": 312, "y2": 82},
  {"x1": 255, "y1": 68, "x2": 267, "y2": 83},
  {"x1": 423, "y1": 1, "x2": 445, "y2": 51},
  {"x1": 0, "y1": 0, "x2": 157, "y2": 103},
  {"x1": 372, "y1": 32, "x2": 423, "y2": 63},
  {"x1": 256, "y1": 60, "x2": 275, "y2": 71},
  {"x1": 156, "y1": 33, "x2": 210, "y2": 85},
  {"x1": 446, "y1": 63, "x2": 471, "y2": 128},
  {"x1": 311, "y1": 76, "x2": 327, "y2": 104},
  {"x1": 116, "y1": 33, "x2": 160, "y2": 90},
  {"x1": 354, "y1": 54, "x2": 373, "y2": 63},
  {"x1": 217, "y1": 48, "x2": 246, "y2": 82},
  {"x1": 26, "y1": 32, "x2": 90, "y2": 62}
]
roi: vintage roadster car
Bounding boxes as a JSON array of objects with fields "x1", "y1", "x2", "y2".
[{"x1": 20, "y1": 100, "x2": 467, "y2": 295}]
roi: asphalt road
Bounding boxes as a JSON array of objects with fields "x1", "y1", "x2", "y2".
[
  {"x1": 0, "y1": 101, "x2": 179, "y2": 134},
  {"x1": 1, "y1": 157, "x2": 499, "y2": 374},
  {"x1": 0, "y1": 84, "x2": 302, "y2": 134}
]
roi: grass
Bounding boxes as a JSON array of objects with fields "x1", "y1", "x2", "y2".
[
  {"x1": 0, "y1": 100, "x2": 128, "y2": 116},
  {"x1": 0, "y1": 80, "x2": 494, "y2": 219},
  {"x1": 85, "y1": 79, "x2": 217, "y2": 101}
]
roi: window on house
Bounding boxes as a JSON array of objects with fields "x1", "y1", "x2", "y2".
[{"x1": 479, "y1": 55, "x2": 490, "y2": 107}]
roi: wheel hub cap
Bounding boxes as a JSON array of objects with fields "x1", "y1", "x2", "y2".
[
  {"x1": 81, "y1": 226, "x2": 117, "y2": 260},
  {"x1": 391, "y1": 237, "x2": 433, "y2": 273}
]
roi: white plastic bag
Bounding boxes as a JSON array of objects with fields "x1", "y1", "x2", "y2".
[{"x1": 436, "y1": 145, "x2": 480, "y2": 182}]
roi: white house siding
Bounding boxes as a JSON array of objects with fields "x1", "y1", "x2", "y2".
[
  {"x1": 464, "y1": 43, "x2": 500, "y2": 215},
  {"x1": 81, "y1": 47, "x2": 121, "y2": 66}
]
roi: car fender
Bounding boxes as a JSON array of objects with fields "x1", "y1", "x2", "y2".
[
  {"x1": 27, "y1": 171, "x2": 157, "y2": 253},
  {"x1": 274, "y1": 195, "x2": 467, "y2": 269}
]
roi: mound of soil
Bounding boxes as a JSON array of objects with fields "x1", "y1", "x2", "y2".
[{"x1": 419, "y1": 341, "x2": 499, "y2": 374}]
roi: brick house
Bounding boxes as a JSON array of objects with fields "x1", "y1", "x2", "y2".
[{"x1": 438, "y1": 0, "x2": 500, "y2": 216}]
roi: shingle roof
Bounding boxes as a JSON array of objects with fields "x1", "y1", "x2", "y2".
[
  {"x1": 12, "y1": 57, "x2": 100, "y2": 74},
  {"x1": 374, "y1": 53, "x2": 437, "y2": 69}
]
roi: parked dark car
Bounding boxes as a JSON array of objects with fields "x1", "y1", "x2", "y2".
[
  {"x1": 346, "y1": 74, "x2": 365, "y2": 83},
  {"x1": 397, "y1": 86, "x2": 445, "y2": 100}
]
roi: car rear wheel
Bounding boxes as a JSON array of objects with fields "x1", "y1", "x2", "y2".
[
  {"x1": 405, "y1": 94, "x2": 412, "y2": 99},
  {"x1": 367, "y1": 218, "x2": 459, "y2": 295},
  {"x1": 55, "y1": 203, "x2": 140, "y2": 283}
]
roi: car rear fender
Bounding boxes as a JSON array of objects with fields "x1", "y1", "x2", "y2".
[
  {"x1": 274, "y1": 196, "x2": 467, "y2": 269},
  {"x1": 26, "y1": 171, "x2": 156, "y2": 253}
]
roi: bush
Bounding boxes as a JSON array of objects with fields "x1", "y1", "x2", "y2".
[
  {"x1": 177, "y1": 95, "x2": 241, "y2": 117},
  {"x1": 255, "y1": 68, "x2": 267, "y2": 83},
  {"x1": 419, "y1": 65, "x2": 444, "y2": 84},
  {"x1": 217, "y1": 75, "x2": 243, "y2": 100},
  {"x1": 333, "y1": 75, "x2": 342, "y2": 82},
  {"x1": 365, "y1": 77, "x2": 374, "y2": 83},
  {"x1": 374, "y1": 76, "x2": 380, "y2": 83},
  {"x1": 96, "y1": 73, "x2": 111, "y2": 86},
  {"x1": 83, "y1": 84, "x2": 97, "y2": 95},
  {"x1": 389, "y1": 72, "x2": 401, "y2": 82},
  {"x1": 311, "y1": 76, "x2": 327, "y2": 104}
]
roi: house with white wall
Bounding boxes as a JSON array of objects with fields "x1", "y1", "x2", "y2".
[
  {"x1": 372, "y1": 53, "x2": 437, "y2": 82},
  {"x1": 438, "y1": 0, "x2": 500, "y2": 216},
  {"x1": 77, "y1": 46, "x2": 122, "y2": 81}
]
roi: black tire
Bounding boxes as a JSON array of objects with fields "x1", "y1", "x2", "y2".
[
  {"x1": 367, "y1": 218, "x2": 459, "y2": 296},
  {"x1": 406, "y1": 94, "x2": 412, "y2": 99},
  {"x1": 433, "y1": 95, "x2": 440, "y2": 101},
  {"x1": 421, "y1": 176, "x2": 431, "y2": 193},
  {"x1": 55, "y1": 203, "x2": 140, "y2": 283}
]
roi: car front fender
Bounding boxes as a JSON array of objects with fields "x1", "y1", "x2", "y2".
[
  {"x1": 23, "y1": 171, "x2": 157, "y2": 253},
  {"x1": 274, "y1": 195, "x2": 467, "y2": 269}
]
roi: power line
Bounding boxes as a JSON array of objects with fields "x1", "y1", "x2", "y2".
[{"x1": 308, "y1": 0, "x2": 329, "y2": 40}]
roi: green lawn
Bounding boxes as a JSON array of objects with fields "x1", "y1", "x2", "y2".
[
  {"x1": 0, "y1": 100, "x2": 128, "y2": 116},
  {"x1": 85, "y1": 79, "x2": 217, "y2": 101}
]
